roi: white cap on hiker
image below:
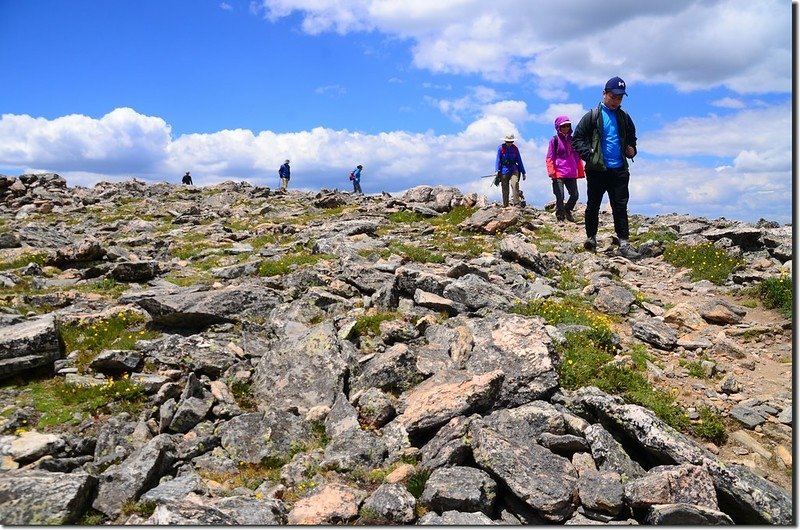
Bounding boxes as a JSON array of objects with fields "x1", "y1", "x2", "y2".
[{"x1": 503, "y1": 134, "x2": 516, "y2": 142}]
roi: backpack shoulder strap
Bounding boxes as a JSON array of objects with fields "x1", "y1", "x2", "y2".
[{"x1": 552, "y1": 134, "x2": 558, "y2": 153}]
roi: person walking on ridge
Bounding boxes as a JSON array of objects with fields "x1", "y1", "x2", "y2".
[
  {"x1": 279, "y1": 159, "x2": 291, "y2": 190},
  {"x1": 571, "y1": 76, "x2": 639, "y2": 259},
  {"x1": 545, "y1": 116, "x2": 584, "y2": 222},
  {"x1": 182, "y1": 171, "x2": 193, "y2": 185},
  {"x1": 495, "y1": 134, "x2": 526, "y2": 207},
  {"x1": 351, "y1": 164, "x2": 364, "y2": 195}
]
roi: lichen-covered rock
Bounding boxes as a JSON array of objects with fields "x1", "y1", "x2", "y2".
[
  {"x1": 420, "y1": 465, "x2": 497, "y2": 516},
  {"x1": 470, "y1": 421, "x2": 578, "y2": 522},
  {"x1": 0, "y1": 314, "x2": 61, "y2": 379},
  {"x1": 0, "y1": 470, "x2": 96, "y2": 525}
]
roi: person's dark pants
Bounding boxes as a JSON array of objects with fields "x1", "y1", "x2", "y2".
[
  {"x1": 585, "y1": 167, "x2": 630, "y2": 240},
  {"x1": 552, "y1": 178, "x2": 579, "y2": 217}
]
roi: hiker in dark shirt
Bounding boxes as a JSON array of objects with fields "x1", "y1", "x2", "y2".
[
  {"x1": 572, "y1": 76, "x2": 639, "y2": 259},
  {"x1": 279, "y1": 160, "x2": 291, "y2": 190},
  {"x1": 351, "y1": 165, "x2": 363, "y2": 195},
  {"x1": 182, "y1": 172, "x2": 193, "y2": 185}
]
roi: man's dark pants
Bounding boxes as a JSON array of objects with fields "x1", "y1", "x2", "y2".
[{"x1": 584, "y1": 167, "x2": 630, "y2": 240}]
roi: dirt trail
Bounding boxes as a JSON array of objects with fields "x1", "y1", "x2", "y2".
[{"x1": 546, "y1": 213, "x2": 793, "y2": 492}]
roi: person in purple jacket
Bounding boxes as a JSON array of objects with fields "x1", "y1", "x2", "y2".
[
  {"x1": 545, "y1": 116, "x2": 584, "y2": 222},
  {"x1": 495, "y1": 134, "x2": 527, "y2": 207}
]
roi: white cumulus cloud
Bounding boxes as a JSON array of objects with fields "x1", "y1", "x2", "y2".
[
  {"x1": 250, "y1": 0, "x2": 790, "y2": 97},
  {"x1": 0, "y1": 101, "x2": 791, "y2": 224}
]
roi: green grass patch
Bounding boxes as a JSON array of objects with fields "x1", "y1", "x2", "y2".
[
  {"x1": 170, "y1": 242, "x2": 223, "y2": 261},
  {"x1": 9, "y1": 376, "x2": 147, "y2": 429},
  {"x1": 626, "y1": 342, "x2": 652, "y2": 370},
  {"x1": 429, "y1": 206, "x2": 478, "y2": 227},
  {"x1": 529, "y1": 223, "x2": 563, "y2": 253},
  {"x1": 77, "y1": 509, "x2": 105, "y2": 525},
  {"x1": 755, "y1": 275, "x2": 792, "y2": 318},
  {"x1": 387, "y1": 210, "x2": 428, "y2": 224},
  {"x1": 0, "y1": 252, "x2": 49, "y2": 271},
  {"x1": 352, "y1": 311, "x2": 402, "y2": 338},
  {"x1": 382, "y1": 241, "x2": 444, "y2": 264},
  {"x1": 59, "y1": 310, "x2": 159, "y2": 371},
  {"x1": 0, "y1": 276, "x2": 38, "y2": 297},
  {"x1": 431, "y1": 232, "x2": 489, "y2": 258},
  {"x1": 163, "y1": 271, "x2": 214, "y2": 287},
  {"x1": 406, "y1": 469, "x2": 430, "y2": 498},
  {"x1": 692, "y1": 405, "x2": 728, "y2": 444},
  {"x1": 120, "y1": 499, "x2": 157, "y2": 519},
  {"x1": 624, "y1": 380, "x2": 690, "y2": 432},
  {"x1": 229, "y1": 381, "x2": 258, "y2": 411},
  {"x1": 75, "y1": 277, "x2": 129, "y2": 298},
  {"x1": 532, "y1": 223, "x2": 562, "y2": 241},
  {"x1": 663, "y1": 242, "x2": 743, "y2": 285},
  {"x1": 555, "y1": 267, "x2": 589, "y2": 291},
  {"x1": 556, "y1": 329, "x2": 689, "y2": 434},
  {"x1": 511, "y1": 296, "x2": 616, "y2": 345},
  {"x1": 245, "y1": 233, "x2": 295, "y2": 250},
  {"x1": 192, "y1": 254, "x2": 227, "y2": 271},
  {"x1": 257, "y1": 252, "x2": 333, "y2": 277},
  {"x1": 680, "y1": 359, "x2": 707, "y2": 378},
  {"x1": 199, "y1": 460, "x2": 283, "y2": 492}
]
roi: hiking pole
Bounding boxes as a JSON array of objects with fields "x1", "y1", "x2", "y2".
[{"x1": 481, "y1": 173, "x2": 501, "y2": 188}]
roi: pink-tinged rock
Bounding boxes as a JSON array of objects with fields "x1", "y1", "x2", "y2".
[
  {"x1": 396, "y1": 369, "x2": 504, "y2": 435},
  {"x1": 287, "y1": 483, "x2": 366, "y2": 525}
]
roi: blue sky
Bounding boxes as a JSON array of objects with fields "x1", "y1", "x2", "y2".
[{"x1": 0, "y1": 0, "x2": 793, "y2": 223}]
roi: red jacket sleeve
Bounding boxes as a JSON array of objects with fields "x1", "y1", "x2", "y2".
[{"x1": 545, "y1": 138, "x2": 557, "y2": 178}]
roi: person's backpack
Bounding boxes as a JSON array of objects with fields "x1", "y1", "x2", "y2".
[
  {"x1": 348, "y1": 170, "x2": 355, "y2": 181},
  {"x1": 499, "y1": 143, "x2": 520, "y2": 171}
]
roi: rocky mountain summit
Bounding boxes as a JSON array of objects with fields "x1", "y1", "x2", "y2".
[{"x1": 0, "y1": 173, "x2": 793, "y2": 525}]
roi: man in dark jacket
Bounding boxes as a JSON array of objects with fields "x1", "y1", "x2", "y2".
[
  {"x1": 279, "y1": 160, "x2": 290, "y2": 190},
  {"x1": 182, "y1": 171, "x2": 193, "y2": 185},
  {"x1": 572, "y1": 76, "x2": 639, "y2": 259}
]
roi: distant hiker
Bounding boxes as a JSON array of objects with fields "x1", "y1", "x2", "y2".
[
  {"x1": 495, "y1": 134, "x2": 526, "y2": 207},
  {"x1": 279, "y1": 160, "x2": 291, "y2": 190},
  {"x1": 182, "y1": 171, "x2": 193, "y2": 185},
  {"x1": 572, "y1": 76, "x2": 639, "y2": 259},
  {"x1": 350, "y1": 164, "x2": 363, "y2": 195},
  {"x1": 546, "y1": 116, "x2": 584, "y2": 222}
]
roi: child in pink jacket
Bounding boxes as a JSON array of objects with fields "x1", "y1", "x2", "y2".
[{"x1": 545, "y1": 115, "x2": 584, "y2": 222}]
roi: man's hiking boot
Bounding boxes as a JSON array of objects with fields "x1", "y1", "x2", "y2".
[
  {"x1": 618, "y1": 244, "x2": 640, "y2": 259},
  {"x1": 565, "y1": 210, "x2": 575, "y2": 222},
  {"x1": 583, "y1": 237, "x2": 597, "y2": 251}
]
